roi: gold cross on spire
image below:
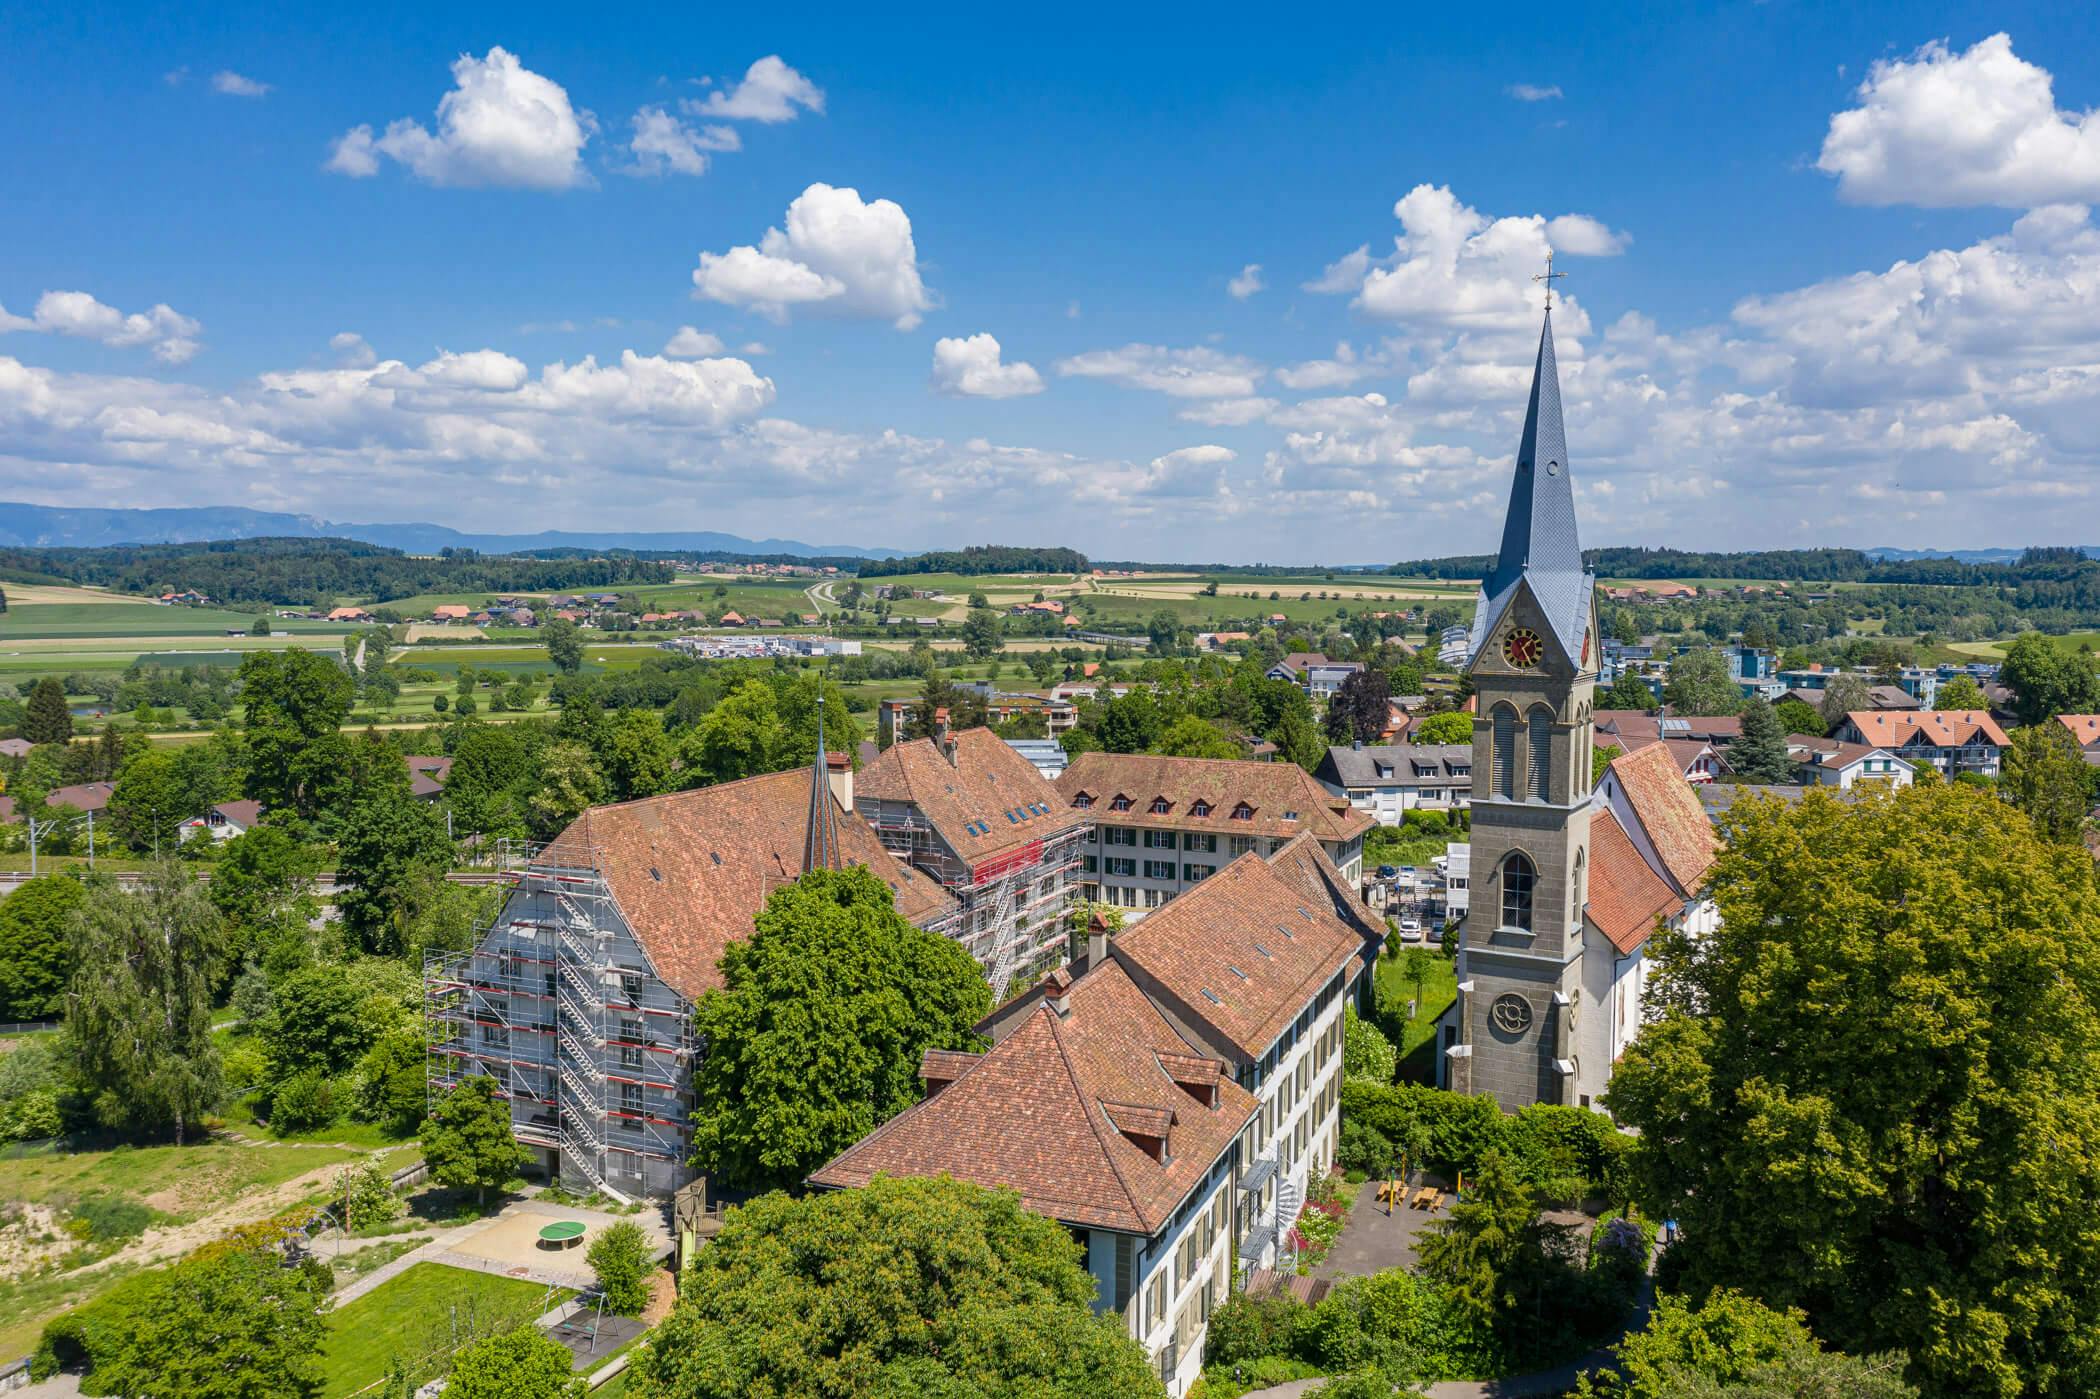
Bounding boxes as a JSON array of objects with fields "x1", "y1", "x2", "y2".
[{"x1": 1533, "y1": 251, "x2": 1566, "y2": 311}]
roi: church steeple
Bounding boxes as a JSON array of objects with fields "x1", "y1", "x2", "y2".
[
  {"x1": 801, "y1": 692, "x2": 843, "y2": 875},
  {"x1": 1466, "y1": 282, "x2": 1593, "y2": 669}
]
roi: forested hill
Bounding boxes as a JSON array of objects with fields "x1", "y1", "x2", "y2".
[
  {"x1": 1389, "y1": 545, "x2": 2100, "y2": 587},
  {"x1": 858, "y1": 546, "x2": 1090, "y2": 578},
  {"x1": 0, "y1": 537, "x2": 675, "y2": 607}
]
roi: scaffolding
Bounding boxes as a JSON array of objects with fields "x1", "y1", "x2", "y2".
[
  {"x1": 425, "y1": 837, "x2": 698, "y2": 1204},
  {"x1": 862, "y1": 808, "x2": 1090, "y2": 1000}
]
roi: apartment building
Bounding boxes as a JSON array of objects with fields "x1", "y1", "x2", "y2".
[
  {"x1": 426, "y1": 756, "x2": 958, "y2": 1202},
  {"x1": 1313, "y1": 741, "x2": 1473, "y2": 824},
  {"x1": 857, "y1": 722, "x2": 1088, "y2": 997},
  {"x1": 810, "y1": 834, "x2": 1378, "y2": 1396},
  {"x1": 1833, "y1": 709, "x2": 2009, "y2": 779},
  {"x1": 1055, "y1": 752, "x2": 1372, "y2": 917}
]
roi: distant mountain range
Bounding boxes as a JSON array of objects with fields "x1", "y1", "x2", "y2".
[
  {"x1": 0, "y1": 503, "x2": 902, "y2": 559},
  {"x1": 1863, "y1": 545, "x2": 2098, "y2": 564}
]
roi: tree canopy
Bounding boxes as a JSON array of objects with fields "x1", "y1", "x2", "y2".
[
  {"x1": 0, "y1": 874, "x2": 85, "y2": 1021},
  {"x1": 687, "y1": 866, "x2": 991, "y2": 1193},
  {"x1": 628, "y1": 1176, "x2": 1158, "y2": 1399},
  {"x1": 1661, "y1": 649, "x2": 1740, "y2": 717},
  {"x1": 1413, "y1": 711, "x2": 1474, "y2": 746},
  {"x1": 1729, "y1": 697, "x2": 1792, "y2": 784},
  {"x1": 447, "y1": 1326, "x2": 586, "y2": 1399},
  {"x1": 1578, "y1": 1290, "x2": 1916, "y2": 1399},
  {"x1": 1606, "y1": 781, "x2": 2100, "y2": 1397},
  {"x1": 1998, "y1": 633, "x2": 2100, "y2": 725},
  {"x1": 424, "y1": 1075, "x2": 530, "y2": 1202}
]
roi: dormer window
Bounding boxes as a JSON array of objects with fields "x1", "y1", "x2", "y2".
[
  {"x1": 1072, "y1": 793, "x2": 1093, "y2": 809},
  {"x1": 1190, "y1": 799, "x2": 1212, "y2": 818},
  {"x1": 1110, "y1": 794, "x2": 1132, "y2": 812},
  {"x1": 1149, "y1": 797, "x2": 1172, "y2": 815},
  {"x1": 1283, "y1": 810, "x2": 1300, "y2": 821},
  {"x1": 1231, "y1": 802, "x2": 1255, "y2": 821}
]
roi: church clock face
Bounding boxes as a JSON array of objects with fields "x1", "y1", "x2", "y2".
[{"x1": 1501, "y1": 627, "x2": 1544, "y2": 669}]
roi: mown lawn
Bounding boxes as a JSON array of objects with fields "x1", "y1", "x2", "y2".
[
  {"x1": 318, "y1": 1262, "x2": 570, "y2": 1397},
  {"x1": 1375, "y1": 947, "x2": 1458, "y2": 1083}
]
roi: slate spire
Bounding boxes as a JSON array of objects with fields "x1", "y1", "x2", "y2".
[
  {"x1": 801, "y1": 692, "x2": 843, "y2": 875},
  {"x1": 1465, "y1": 298, "x2": 1595, "y2": 668}
]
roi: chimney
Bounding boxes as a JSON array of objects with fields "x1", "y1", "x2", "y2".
[
  {"x1": 1043, "y1": 966, "x2": 1074, "y2": 1017},
  {"x1": 826, "y1": 750, "x2": 853, "y2": 810},
  {"x1": 934, "y1": 706, "x2": 958, "y2": 766},
  {"x1": 1086, "y1": 911, "x2": 1111, "y2": 968},
  {"x1": 1352, "y1": 738, "x2": 1363, "y2": 750}
]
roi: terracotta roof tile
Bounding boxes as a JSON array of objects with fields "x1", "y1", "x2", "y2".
[
  {"x1": 1842, "y1": 709, "x2": 2010, "y2": 749},
  {"x1": 858, "y1": 728, "x2": 1075, "y2": 865},
  {"x1": 1606, "y1": 744, "x2": 1719, "y2": 896},
  {"x1": 809, "y1": 959, "x2": 1254, "y2": 1235},
  {"x1": 2057, "y1": 715, "x2": 2100, "y2": 748},
  {"x1": 542, "y1": 769, "x2": 957, "y2": 1001},
  {"x1": 1585, "y1": 808, "x2": 1678, "y2": 956},
  {"x1": 1111, "y1": 834, "x2": 1370, "y2": 1063},
  {"x1": 1054, "y1": 752, "x2": 1374, "y2": 845}
]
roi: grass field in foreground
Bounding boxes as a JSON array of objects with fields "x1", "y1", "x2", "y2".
[
  {"x1": 318, "y1": 1263, "x2": 571, "y2": 1398},
  {"x1": 0, "y1": 1137, "x2": 361, "y2": 1223}
]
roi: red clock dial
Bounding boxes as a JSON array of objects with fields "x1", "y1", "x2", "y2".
[{"x1": 1502, "y1": 628, "x2": 1544, "y2": 669}]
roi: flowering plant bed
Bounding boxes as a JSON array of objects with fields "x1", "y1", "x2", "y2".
[{"x1": 1286, "y1": 1170, "x2": 1354, "y2": 1273}]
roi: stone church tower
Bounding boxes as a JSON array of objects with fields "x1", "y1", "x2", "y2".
[{"x1": 1449, "y1": 294, "x2": 1600, "y2": 1111}]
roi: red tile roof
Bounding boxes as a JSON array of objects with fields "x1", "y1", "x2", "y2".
[
  {"x1": 542, "y1": 769, "x2": 957, "y2": 1001},
  {"x1": 406, "y1": 754, "x2": 453, "y2": 798},
  {"x1": 857, "y1": 728, "x2": 1074, "y2": 866},
  {"x1": 1111, "y1": 835, "x2": 1370, "y2": 1063},
  {"x1": 1606, "y1": 744, "x2": 1719, "y2": 896},
  {"x1": 2057, "y1": 715, "x2": 2100, "y2": 748},
  {"x1": 1054, "y1": 752, "x2": 1374, "y2": 846},
  {"x1": 214, "y1": 799, "x2": 263, "y2": 828},
  {"x1": 809, "y1": 959, "x2": 1254, "y2": 1235},
  {"x1": 1585, "y1": 808, "x2": 1678, "y2": 956},
  {"x1": 48, "y1": 782, "x2": 115, "y2": 814},
  {"x1": 1842, "y1": 709, "x2": 2010, "y2": 749}
]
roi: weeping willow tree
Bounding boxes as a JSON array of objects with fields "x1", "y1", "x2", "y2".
[{"x1": 65, "y1": 863, "x2": 227, "y2": 1144}]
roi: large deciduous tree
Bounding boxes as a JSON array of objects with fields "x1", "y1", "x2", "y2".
[
  {"x1": 1998, "y1": 633, "x2": 2100, "y2": 726},
  {"x1": 64, "y1": 864, "x2": 226, "y2": 1144},
  {"x1": 1325, "y1": 669, "x2": 1394, "y2": 745},
  {"x1": 1412, "y1": 711, "x2": 1474, "y2": 746},
  {"x1": 687, "y1": 867, "x2": 991, "y2": 1194},
  {"x1": 960, "y1": 606, "x2": 1004, "y2": 658},
  {"x1": 424, "y1": 1075, "x2": 529, "y2": 1203},
  {"x1": 1606, "y1": 781, "x2": 2100, "y2": 1398},
  {"x1": 447, "y1": 1326, "x2": 585, "y2": 1399},
  {"x1": 237, "y1": 648, "x2": 355, "y2": 819},
  {"x1": 334, "y1": 788, "x2": 452, "y2": 955},
  {"x1": 1661, "y1": 649, "x2": 1741, "y2": 717},
  {"x1": 1815, "y1": 673, "x2": 1873, "y2": 730},
  {"x1": 628, "y1": 1176, "x2": 1158, "y2": 1399},
  {"x1": 1601, "y1": 670, "x2": 1659, "y2": 712},
  {"x1": 1933, "y1": 675, "x2": 1988, "y2": 712},
  {"x1": 0, "y1": 874, "x2": 86, "y2": 1021},
  {"x1": 542, "y1": 615, "x2": 585, "y2": 675},
  {"x1": 1577, "y1": 1290, "x2": 1917, "y2": 1399},
  {"x1": 2000, "y1": 720, "x2": 2094, "y2": 843}
]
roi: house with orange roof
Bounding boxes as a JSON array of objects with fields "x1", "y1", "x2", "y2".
[
  {"x1": 2056, "y1": 715, "x2": 2100, "y2": 769},
  {"x1": 1833, "y1": 709, "x2": 2009, "y2": 778}
]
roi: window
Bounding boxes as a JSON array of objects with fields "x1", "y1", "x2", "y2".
[
  {"x1": 1501, "y1": 852, "x2": 1536, "y2": 932},
  {"x1": 1106, "y1": 858, "x2": 1137, "y2": 877},
  {"x1": 1184, "y1": 832, "x2": 1216, "y2": 853},
  {"x1": 618, "y1": 971, "x2": 643, "y2": 1004},
  {"x1": 498, "y1": 951, "x2": 523, "y2": 982},
  {"x1": 1572, "y1": 847, "x2": 1586, "y2": 926},
  {"x1": 1144, "y1": 887, "x2": 1167, "y2": 908},
  {"x1": 1144, "y1": 860, "x2": 1176, "y2": 880},
  {"x1": 619, "y1": 1043, "x2": 643, "y2": 1070},
  {"x1": 1082, "y1": 855, "x2": 1098, "y2": 874},
  {"x1": 480, "y1": 1022, "x2": 508, "y2": 1049},
  {"x1": 1072, "y1": 793, "x2": 1093, "y2": 808},
  {"x1": 1145, "y1": 829, "x2": 1177, "y2": 848},
  {"x1": 1230, "y1": 836, "x2": 1256, "y2": 857},
  {"x1": 619, "y1": 1082, "x2": 643, "y2": 1115},
  {"x1": 1146, "y1": 1271, "x2": 1168, "y2": 1331},
  {"x1": 1105, "y1": 826, "x2": 1137, "y2": 846},
  {"x1": 1184, "y1": 864, "x2": 1215, "y2": 882},
  {"x1": 1110, "y1": 794, "x2": 1133, "y2": 812},
  {"x1": 1191, "y1": 800, "x2": 1213, "y2": 818},
  {"x1": 1150, "y1": 797, "x2": 1172, "y2": 814},
  {"x1": 1492, "y1": 705, "x2": 1516, "y2": 799},
  {"x1": 1528, "y1": 707, "x2": 1553, "y2": 801},
  {"x1": 1231, "y1": 802, "x2": 1254, "y2": 821}
]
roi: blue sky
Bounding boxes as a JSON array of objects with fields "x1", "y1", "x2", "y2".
[{"x1": 4, "y1": 2, "x2": 2100, "y2": 559}]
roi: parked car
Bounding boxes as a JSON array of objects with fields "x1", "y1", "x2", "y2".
[
  {"x1": 1376, "y1": 864, "x2": 1398, "y2": 879},
  {"x1": 1398, "y1": 917, "x2": 1423, "y2": 942}
]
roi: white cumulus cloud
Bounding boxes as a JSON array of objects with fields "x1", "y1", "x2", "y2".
[
  {"x1": 330, "y1": 332, "x2": 377, "y2": 368},
  {"x1": 329, "y1": 46, "x2": 592, "y2": 190},
  {"x1": 930, "y1": 333, "x2": 1044, "y2": 398},
  {"x1": 693, "y1": 183, "x2": 933, "y2": 328},
  {"x1": 1228, "y1": 264, "x2": 1266, "y2": 299},
  {"x1": 1819, "y1": 33, "x2": 2100, "y2": 207},
  {"x1": 1054, "y1": 344, "x2": 1264, "y2": 399},
  {"x1": 1507, "y1": 83, "x2": 1563, "y2": 102},
  {"x1": 0, "y1": 290, "x2": 202, "y2": 363},
  {"x1": 689, "y1": 56, "x2": 824, "y2": 123},
  {"x1": 663, "y1": 326, "x2": 727, "y2": 358},
  {"x1": 625, "y1": 106, "x2": 738, "y2": 177},
  {"x1": 211, "y1": 70, "x2": 271, "y2": 97}
]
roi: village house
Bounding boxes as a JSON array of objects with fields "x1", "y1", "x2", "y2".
[
  {"x1": 1833, "y1": 709, "x2": 2009, "y2": 779},
  {"x1": 1266, "y1": 653, "x2": 1363, "y2": 702},
  {"x1": 178, "y1": 798, "x2": 262, "y2": 843},
  {"x1": 1313, "y1": 741, "x2": 1473, "y2": 824},
  {"x1": 1787, "y1": 737, "x2": 1916, "y2": 789},
  {"x1": 2058, "y1": 715, "x2": 2100, "y2": 769},
  {"x1": 1055, "y1": 752, "x2": 1371, "y2": 916}
]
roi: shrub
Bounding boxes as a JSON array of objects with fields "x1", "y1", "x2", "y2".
[
  {"x1": 68, "y1": 1194, "x2": 154, "y2": 1243},
  {"x1": 586, "y1": 1219, "x2": 653, "y2": 1315},
  {"x1": 342, "y1": 1162, "x2": 405, "y2": 1232},
  {"x1": 1, "y1": 1088, "x2": 62, "y2": 1143},
  {"x1": 266, "y1": 1067, "x2": 337, "y2": 1133},
  {"x1": 1342, "y1": 1006, "x2": 1397, "y2": 1084}
]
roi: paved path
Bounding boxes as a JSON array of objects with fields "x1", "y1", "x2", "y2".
[
  {"x1": 328, "y1": 1195, "x2": 673, "y2": 1308},
  {"x1": 1313, "y1": 1186, "x2": 1446, "y2": 1281}
]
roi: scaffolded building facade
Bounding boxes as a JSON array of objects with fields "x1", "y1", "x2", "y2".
[{"x1": 426, "y1": 837, "x2": 699, "y2": 1202}]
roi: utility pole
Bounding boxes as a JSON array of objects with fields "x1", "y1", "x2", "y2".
[
  {"x1": 85, "y1": 809, "x2": 95, "y2": 868},
  {"x1": 27, "y1": 815, "x2": 58, "y2": 877}
]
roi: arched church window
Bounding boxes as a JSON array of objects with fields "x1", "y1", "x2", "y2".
[
  {"x1": 1572, "y1": 846, "x2": 1586, "y2": 927},
  {"x1": 1491, "y1": 705, "x2": 1516, "y2": 800},
  {"x1": 1501, "y1": 853, "x2": 1535, "y2": 932},
  {"x1": 1527, "y1": 707, "x2": 1553, "y2": 801}
]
